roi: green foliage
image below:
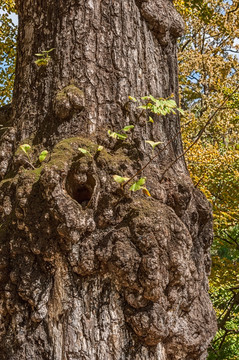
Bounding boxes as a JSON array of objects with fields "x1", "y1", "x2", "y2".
[
  {"x1": 78, "y1": 147, "x2": 91, "y2": 156},
  {"x1": 128, "y1": 96, "x2": 137, "y2": 102},
  {"x1": 39, "y1": 150, "x2": 48, "y2": 163},
  {"x1": 129, "y1": 177, "x2": 146, "y2": 191},
  {"x1": 113, "y1": 175, "x2": 130, "y2": 185},
  {"x1": 78, "y1": 145, "x2": 104, "y2": 156},
  {"x1": 145, "y1": 140, "x2": 162, "y2": 151},
  {"x1": 0, "y1": 0, "x2": 17, "y2": 105},
  {"x1": 19, "y1": 144, "x2": 48, "y2": 168},
  {"x1": 108, "y1": 130, "x2": 127, "y2": 140},
  {"x1": 19, "y1": 144, "x2": 31, "y2": 156},
  {"x1": 176, "y1": 0, "x2": 239, "y2": 358},
  {"x1": 113, "y1": 174, "x2": 151, "y2": 197},
  {"x1": 97, "y1": 145, "x2": 104, "y2": 152},
  {"x1": 112, "y1": 94, "x2": 183, "y2": 196},
  {"x1": 122, "y1": 125, "x2": 134, "y2": 132},
  {"x1": 34, "y1": 48, "x2": 55, "y2": 67},
  {"x1": 108, "y1": 125, "x2": 134, "y2": 141},
  {"x1": 129, "y1": 178, "x2": 151, "y2": 197},
  {"x1": 129, "y1": 94, "x2": 184, "y2": 116}
]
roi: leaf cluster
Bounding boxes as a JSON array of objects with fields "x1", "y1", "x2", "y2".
[
  {"x1": 19, "y1": 144, "x2": 48, "y2": 168},
  {"x1": 131, "y1": 95, "x2": 184, "y2": 116},
  {"x1": 34, "y1": 48, "x2": 55, "y2": 67}
]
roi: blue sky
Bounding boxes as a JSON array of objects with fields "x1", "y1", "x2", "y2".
[
  {"x1": 10, "y1": 13, "x2": 18, "y2": 25},
  {"x1": 0, "y1": 10, "x2": 18, "y2": 24}
]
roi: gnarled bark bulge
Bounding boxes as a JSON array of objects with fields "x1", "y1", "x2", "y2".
[{"x1": 0, "y1": 1, "x2": 217, "y2": 359}]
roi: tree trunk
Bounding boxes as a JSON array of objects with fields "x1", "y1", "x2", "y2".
[{"x1": 0, "y1": 1, "x2": 217, "y2": 359}]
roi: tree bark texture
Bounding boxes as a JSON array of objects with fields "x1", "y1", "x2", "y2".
[{"x1": 0, "y1": 1, "x2": 217, "y2": 359}]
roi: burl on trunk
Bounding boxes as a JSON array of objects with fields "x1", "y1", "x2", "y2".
[{"x1": 0, "y1": 1, "x2": 217, "y2": 359}]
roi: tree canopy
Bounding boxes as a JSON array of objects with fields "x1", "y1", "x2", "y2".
[
  {"x1": 175, "y1": 0, "x2": 239, "y2": 358},
  {"x1": 0, "y1": 0, "x2": 16, "y2": 105}
]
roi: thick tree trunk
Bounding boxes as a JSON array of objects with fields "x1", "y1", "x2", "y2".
[{"x1": 0, "y1": 1, "x2": 217, "y2": 359}]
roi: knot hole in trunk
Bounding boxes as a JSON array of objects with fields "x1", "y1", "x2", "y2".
[{"x1": 65, "y1": 171, "x2": 96, "y2": 209}]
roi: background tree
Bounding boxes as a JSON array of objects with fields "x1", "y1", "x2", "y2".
[
  {"x1": 175, "y1": 0, "x2": 239, "y2": 358},
  {"x1": 0, "y1": 0, "x2": 216, "y2": 359},
  {"x1": 0, "y1": 0, "x2": 16, "y2": 105}
]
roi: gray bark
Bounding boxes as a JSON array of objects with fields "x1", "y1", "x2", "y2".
[{"x1": 0, "y1": 1, "x2": 217, "y2": 359}]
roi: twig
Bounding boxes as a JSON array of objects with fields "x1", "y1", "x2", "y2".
[
  {"x1": 194, "y1": 174, "x2": 205, "y2": 188},
  {"x1": 25, "y1": 160, "x2": 35, "y2": 170}
]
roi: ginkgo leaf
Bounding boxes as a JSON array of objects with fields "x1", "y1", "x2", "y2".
[
  {"x1": 116, "y1": 133, "x2": 127, "y2": 140},
  {"x1": 122, "y1": 125, "x2": 134, "y2": 132},
  {"x1": 145, "y1": 140, "x2": 162, "y2": 150},
  {"x1": 108, "y1": 130, "x2": 127, "y2": 140},
  {"x1": 42, "y1": 48, "x2": 55, "y2": 53},
  {"x1": 130, "y1": 182, "x2": 140, "y2": 191},
  {"x1": 78, "y1": 147, "x2": 91, "y2": 156},
  {"x1": 113, "y1": 175, "x2": 130, "y2": 184},
  {"x1": 128, "y1": 96, "x2": 137, "y2": 102},
  {"x1": 35, "y1": 59, "x2": 49, "y2": 66},
  {"x1": 20, "y1": 144, "x2": 31, "y2": 154},
  {"x1": 130, "y1": 178, "x2": 146, "y2": 191},
  {"x1": 136, "y1": 178, "x2": 146, "y2": 186},
  {"x1": 39, "y1": 150, "x2": 48, "y2": 163},
  {"x1": 97, "y1": 145, "x2": 104, "y2": 152}
]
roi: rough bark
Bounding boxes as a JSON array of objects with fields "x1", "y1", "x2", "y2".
[{"x1": 0, "y1": 1, "x2": 217, "y2": 359}]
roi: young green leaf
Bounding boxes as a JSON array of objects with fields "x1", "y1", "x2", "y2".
[
  {"x1": 166, "y1": 99, "x2": 177, "y2": 108},
  {"x1": 43, "y1": 48, "x2": 55, "y2": 53},
  {"x1": 130, "y1": 178, "x2": 146, "y2": 191},
  {"x1": 20, "y1": 144, "x2": 31, "y2": 155},
  {"x1": 128, "y1": 96, "x2": 137, "y2": 102},
  {"x1": 130, "y1": 182, "x2": 140, "y2": 192},
  {"x1": 122, "y1": 125, "x2": 134, "y2": 132},
  {"x1": 97, "y1": 145, "x2": 104, "y2": 152},
  {"x1": 108, "y1": 130, "x2": 115, "y2": 138},
  {"x1": 113, "y1": 175, "x2": 130, "y2": 184},
  {"x1": 78, "y1": 148, "x2": 91, "y2": 156},
  {"x1": 35, "y1": 59, "x2": 49, "y2": 66},
  {"x1": 148, "y1": 116, "x2": 154, "y2": 123},
  {"x1": 39, "y1": 150, "x2": 48, "y2": 163},
  {"x1": 148, "y1": 95, "x2": 157, "y2": 102},
  {"x1": 136, "y1": 178, "x2": 146, "y2": 186},
  {"x1": 116, "y1": 133, "x2": 127, "y2": 140},
  {"x1": 108, "y1": 130, "x2": 127, "y2": 140},
  {"x1": 145, "y1": 140, "x2": 162, "y2": 150},
  {"x1": 177, "y1": 108, "x2": 185, "y2": 115}
]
